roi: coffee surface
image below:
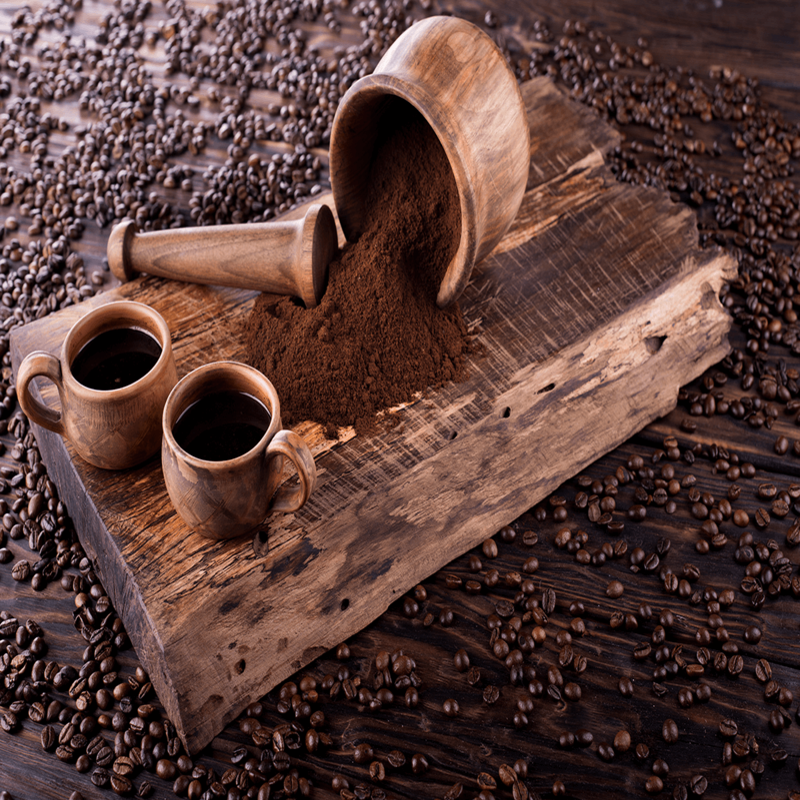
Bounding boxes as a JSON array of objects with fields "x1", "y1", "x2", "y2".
[
  {"x1": 172, "y1": 390, "x2": 272, "y2": 461},
  {"x1": 70, "y1": 328, "x2": 161, "y2": 391},
  {"x1": 244, "y1": 100, "x2": 471, "y2": 433}
]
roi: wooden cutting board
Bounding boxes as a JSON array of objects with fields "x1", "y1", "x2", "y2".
[{"x1": 9, "y1": 77, "x2": 736, "y2": 754}]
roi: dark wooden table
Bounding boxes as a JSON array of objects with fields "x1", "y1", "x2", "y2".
[{"x1": 2, "y1": 2, "x2": 800, "y2": 800}]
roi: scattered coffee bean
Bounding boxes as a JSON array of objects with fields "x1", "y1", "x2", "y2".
[
  {"x1": 597, "y1": 742, "x2": 615, "y2": 761},
  {"x1": 443, "y1": 698, "x2": 459, "y2": 717},
  {"x1": 411, "y1": 753, "x2": 429, "y2": 774}
]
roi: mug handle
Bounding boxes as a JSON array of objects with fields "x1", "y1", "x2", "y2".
[
  {"x1": 266, "y1": 430, "x2": 317, "y2": 513},
  {"x1": 17, "y1": 351, "x2": 66, "y2": 435}
]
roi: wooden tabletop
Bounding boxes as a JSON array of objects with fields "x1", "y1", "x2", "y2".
[{"x1": 2, "y1": 2, "x2": 800, "y2": 800}]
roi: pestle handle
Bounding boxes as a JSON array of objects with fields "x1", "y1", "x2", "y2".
[{"x1": 107, "y1": 204, "x2": 337, "y2": 308}]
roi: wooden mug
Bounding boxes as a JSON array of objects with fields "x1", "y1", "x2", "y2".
[
  {"x1": 330, "y1": 15, "x2": 530, "y2": 307},
  {"x1": 17, "y1": 301, "x2": 178, "y2": 470},
  {"x1": 161, "y1": 361, "x2": 317, "y2": 540}
]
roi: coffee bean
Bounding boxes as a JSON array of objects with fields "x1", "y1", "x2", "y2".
[
  {"x1": 522, "y1": 531, "x2": 538, "y2": 546},
  {"x1": 572, "y1": 728, "x2": 591, "y2": 747},
  {"x1": 40, "y1": 724, "x2": 56, "y2": 751},
  {"x1": 754, "y1": 508, "x2": 771, "y2": 528},
  {"x1": 353, "y1": 742, "x2": 373, "y2": 764},
  {"x1": 771, "y1": 748, "x2": 788, "y2": 764},
  {"x1": 96, "y1": 746, "x2": 114, "y2": 767},
  {"x1": 442, "y1": 698, "x2": 459, "y2": 717},
  {"x1": 688, "y1": 774, "x2": 707, "y2": 796},
  {"x1": 0, "y1": 710, "x2": 18, "y2": 732},
  {"x1": 733, "y1": 510, "x2": 749, "y2": 527},
  {"x1": 662, "y1": 718, "x2": 679, "y2": 743},
  {"x1": 725, "y1": 765, "x2": 743, "y2": 788},
  {"x1": 482, "y1": 538, "x2": 498, "y2": 559},
  {"x1": 92, "y1": 768, "x2": 111, "y2": 788},
  {"x1": 368, "y1": 760, "x2": 385, "y2": 782},
  {"x1": 273, "y1": 751, "x2": 291, "y2": 772},
  {"x1": 743, "y1": 625, "x2": 762, "y2": 644},
  {"x1": 56, "y1": 744, "x2": 75, "y2": 762},
  {"x1": 634, "y1": 642, "x2": 652, "y2": 660},
  {"x1": 477, "y1": 772, "x2": 497, "y2": 790},
  {"x1": 558, "y1": 645, "x2": 574, "y2": 668},
  {"x1": 769, "y1": 707, "x2": 787, "y2": 732},
  {"x1": 564, "y1": 682, "x2": 581, "y2": 701},
  {"x1": 156, "y1": 758, "x2": 177, "y2": 780},
  {"x1": 694, "y1": 683, "x2": 711, "y2": 703},
  {"x1": 728, "y1": 654, "x2": 744, "y2": 676},
  {"x1": 110, "y1": 774, "x2": 133, "y2": 796},
  {"x1": 786, "y1": 520, "x2": 800, "y2": 546},
  {"x1": 411, "y1": 753, "x2": 429, "y2": 774},
  {"x1": 113, "y1": 755, "x2": 135, "y2": 776},
  {"x1": 758, "y1": 483, "x2": 777, "y2": 499},
  {"x1": 607, "y1": 730, "x2": 630, "y2": 754},
  {"x1": 643, "y1": 553, "x2": 660, "y2": 571},
  {"x1": 558, "y1": 730, "x2": 575, "y2": 749},
  {"x1": 386, "y1": 750, "x2": 406, "y2": 769},
  {"x1": 754, "y1": 658, "x2": 772, "y2": 682},
  {"x1": 740, "y1": 576, "x2": 760, "y2": 594},
  {"x1": 597, "y1": 742, "x2": 615, "y2": 761},
  {"x1": 438, "y1": 607, "x2": 455, "y2": 626}
]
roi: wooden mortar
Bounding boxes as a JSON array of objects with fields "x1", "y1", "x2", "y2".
[{"x1": 329, "y1": 15, "x2": 530, "y2": 307}]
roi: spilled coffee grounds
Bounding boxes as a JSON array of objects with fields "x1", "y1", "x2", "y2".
[{"x1": 244, "y1": 101, "x2": 471, "y2": 432}]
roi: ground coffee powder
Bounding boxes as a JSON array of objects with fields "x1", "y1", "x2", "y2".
[{"x1": 244, "y1": 100, "x2": 470, "y2": 433}]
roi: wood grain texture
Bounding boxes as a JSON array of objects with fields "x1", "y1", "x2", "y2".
[{"x1": 8, "y1": 76, "x2": 736, "y2": 754}]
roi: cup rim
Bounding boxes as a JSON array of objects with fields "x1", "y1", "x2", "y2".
[
  {"x1": 162, "y1": 361, "x2": 282, "y2": 468},
  {"x1": 63, "y1": 300, "x2": 173, "y2": 398}
]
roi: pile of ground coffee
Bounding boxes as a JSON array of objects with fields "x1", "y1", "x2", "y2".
[{"x1": 243, "y1": 100, "x2": 470, "y2": 432}]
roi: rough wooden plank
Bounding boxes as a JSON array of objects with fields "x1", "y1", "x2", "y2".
[{"x1": 9, "y1": 77, "x2": 736, "y2": 753}]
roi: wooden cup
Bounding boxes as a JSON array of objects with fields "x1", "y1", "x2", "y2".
[
  {"x1": 161, "y1": 362, "x2": 317, "y2": 540},
  {"x1": 329, "y1": 15, "x2": 530, "y2": 307},
  {"x1": 17, "y1": 301, "x2": 178, "y2": 470}
]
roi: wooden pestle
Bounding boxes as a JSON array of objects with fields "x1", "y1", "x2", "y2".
[{"x1": 106, "y1": 203, "x2": 337, "y2": 308}]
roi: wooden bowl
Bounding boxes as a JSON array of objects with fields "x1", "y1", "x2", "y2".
[{"x1": 329, "y1": 15, "x2": 530, "y2": 307}]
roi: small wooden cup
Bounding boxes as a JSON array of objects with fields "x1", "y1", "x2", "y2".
[
  {"x1": 161, "y1": 362, "x2": 317, "y2": 540},
  {"x1": 17, "y1": 301, "x2": 178, "y2": 470},
  {"x1": 330, "y1": 15, "x2": 530, "y2": 307}
]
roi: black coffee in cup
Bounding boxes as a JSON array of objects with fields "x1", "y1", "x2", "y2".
[
  {"x1": 71, "y1": 328, "x2": 162, "y2": 391},
  {"x1": 172, "y1": 390, "x2": 272, "y2": 461}
]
